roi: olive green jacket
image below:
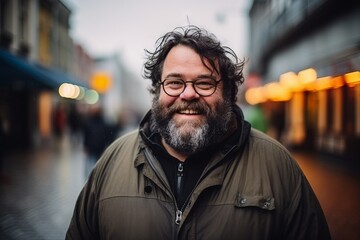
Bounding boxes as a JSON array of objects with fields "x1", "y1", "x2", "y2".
[{"x1": 66, "y1": 110, "x2": 330, "y2": 240}]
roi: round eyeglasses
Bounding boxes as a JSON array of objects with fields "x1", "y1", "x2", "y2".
[{"x1": 160, "y1": 78, "x2": 221, "y2": 97}]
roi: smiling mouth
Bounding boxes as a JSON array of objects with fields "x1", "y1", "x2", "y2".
[{"x1": 178, "y1": 109, "x2": 201, "y2": 115}]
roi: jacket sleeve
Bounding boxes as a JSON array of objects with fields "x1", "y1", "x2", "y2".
[
  {"x1": 65, "y1": 171, "x2": 100, "y2": 240},
  {"x1": 282, "y1": 166, "x2": 331, "y2": 240}
]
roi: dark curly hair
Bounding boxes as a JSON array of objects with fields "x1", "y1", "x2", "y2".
[{"x1": 143, "y1": 25, "x2": 245, "y2": 103}]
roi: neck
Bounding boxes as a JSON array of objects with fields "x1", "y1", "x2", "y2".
[{"x1": 161, "y1": 138, "x2": 188, "y2": 162}]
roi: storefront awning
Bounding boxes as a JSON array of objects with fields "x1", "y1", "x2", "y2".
[{"x1": 0, "y1": 49, "x2": 88, "y2": 90}]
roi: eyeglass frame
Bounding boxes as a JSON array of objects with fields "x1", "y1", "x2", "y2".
[{"x1": 159, "y1": 77, "x2": 222, "y2": 97}]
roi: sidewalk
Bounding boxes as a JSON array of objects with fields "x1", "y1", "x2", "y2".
[
  {"x1": 291, "y1": 150, "x2": 360, "y2": 240},
  {"x1": 0, "y1": 136, "x2": 86, "y2": 240},
  {"x1": 0, "y1": 136, "x2": 359, "y2": 239}
]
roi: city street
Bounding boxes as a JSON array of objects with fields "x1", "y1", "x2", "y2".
[
  {"x1": 0, "y1": 134, "x2": 359, "y2": 240},
  {"x1": 0, "y1": 136, "x2": 86, "y2": 240}
]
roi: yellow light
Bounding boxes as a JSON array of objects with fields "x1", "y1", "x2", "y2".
[
  {"x1": 345, "y1": 71, "x2": 360, "y2": 86},
  {"x1": 279, "y1": 72, "x2": 303, "y2": 92},
  {"x1": 315, "y1": 76, "x2": 333, "y2": 91},
  {"x1": 245, "y1": 87, "x2": 267, "y2": 105},
  {"x1": 265, "y1": 82, "x2": 292, "y2": 101},
  {"x1": 298, "y1": 68, "x2": 317, "y2": 85},
  {"x1": 90, "y1": 72, "x2": 112, "y2": 93},
  {"x1": 304, "y1": 81, "x2": 316, "y2": 92}
]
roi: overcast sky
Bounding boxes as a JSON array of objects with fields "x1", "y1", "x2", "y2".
[{"x1": 65, "y1": 0, "x2": 251, "y2": 75}]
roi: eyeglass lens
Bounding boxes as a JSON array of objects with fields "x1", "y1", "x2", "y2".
[{"x1": 162, "y1": 78, "x2": 219, "y2": 97}]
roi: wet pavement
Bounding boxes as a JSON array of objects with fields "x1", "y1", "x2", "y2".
[
  {"x1": 292, "y1": 151, "x2": 360, "y2": 240},
  {"x1": 0, "y1": 135, "x2": 359, "y2": 240},
  {"x1": 0, "y1": 136, "x2": 86, "y2": 240}
]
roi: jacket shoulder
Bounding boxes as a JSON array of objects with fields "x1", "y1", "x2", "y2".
[
  {"x1": 245, "y1": 128, "x2": 302, "y2": 183},
  {"x1": 248, "y1": 128, "x2": 291, "y2": 155},
  {"x1": 100, "y1": 129, "x2": 141, "y2": 164},
  {"x1": 91, "y1": 129, "x2": 141, "y2": 186}
]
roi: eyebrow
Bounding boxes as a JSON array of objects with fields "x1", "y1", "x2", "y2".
[
  {"x1": 164, "y1": 73, "x2": 216, "y2": 80},
  {"x1": 164, "y1": 73, "x2": 183, "y2": 79}
]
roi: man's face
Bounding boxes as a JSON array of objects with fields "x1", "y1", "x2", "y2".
[{"x1": 151, "y1": 45, "x2": 233, "y2": 155}]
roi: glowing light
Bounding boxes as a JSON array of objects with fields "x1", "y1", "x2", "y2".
[
  {"x1": 84, "y1": 89, "x2": 99, "y2": 104},
  {"x1": 298, "y1": 68, "x2": 317, "y2": 90},
  {"x1": 59, "y1": 83, "x2": 74, "y2": 98},
  {"x1": 265, "y1": 82, "x2": 292, "y2": 101},
  {"x1": 76, "y1": 87, "x2": 86, "y2": 100},
  {"x1": 245, "y1": 87, "x2": 267, "y2": 105},
  {"x1": 315, "y1": 76, "x2": 333, "y2": 91},
  {"x1": 331, "y1": 76, "x2": 344, "y2": 89},
  {"x1": 279, "y1": 72, "x2": 303, "y2": 92},
  {"x1": 58, "y1": 83, "x2": 84, "y2": 99},
  {"x1": 345, "y1": 71, "x2": 360, "y2": 87},
  {"x1": 90, "y1": 72, "x2": 112, "y2": 93}
]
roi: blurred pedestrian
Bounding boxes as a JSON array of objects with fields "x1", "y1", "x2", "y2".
[
  {"x1": 82, "y1": 104, "x2": 113, "y2": 176},
  {"x1": 53, "y1": 103, "x2": 67, "y2": 138},
  {"x1": 66, "y1": 26, "x2": 330, "y2": 239},
  {"x1": 68, "y1": 104, "x2": 83, "y2": 144}
]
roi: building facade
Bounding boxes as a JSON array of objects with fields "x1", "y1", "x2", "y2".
[
  {"x1": 92, "y1": 54, "x2": 151, "y2": 134},
  {"x1": 247, "y1": 0, "x2": 360, "y2": 163},
  {"x1": 0, "y1": 0, "x2": 92, "y2": 152}
]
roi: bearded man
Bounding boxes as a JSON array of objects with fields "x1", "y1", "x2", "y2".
[{"x1": 66, "y1": 26, "x2": 330, "y2": 240}]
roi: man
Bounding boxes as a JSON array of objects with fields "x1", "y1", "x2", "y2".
[{"x1": 66, "y1": 26, "x2": 330, "y2": 239}]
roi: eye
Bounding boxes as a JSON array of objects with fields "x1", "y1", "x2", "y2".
[
  {"x1": 195, "y1": 79, "x2": 216, "y2": 90},
  {"x1": 164, "y1": 79, "x2": 184, "y2": 89}
]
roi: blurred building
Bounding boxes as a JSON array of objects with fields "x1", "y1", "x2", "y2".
[
  {"x1": 0, "y1": 0, "x2": 93, "y2": 152},
  {"x1": 92, "y1": 54, "x2": 151, "y2": 133},
  {"x1": 246, "y1": 0, "x2": 360, "y2": 163}
]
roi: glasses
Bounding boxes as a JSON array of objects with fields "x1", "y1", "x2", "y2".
[{"x1": 160, "y1": 77, "x2": 221, "y2": 97}]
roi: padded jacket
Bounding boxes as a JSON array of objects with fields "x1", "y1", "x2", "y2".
[{"x1": 66, "y1": 109, "x2": 330, "y2": 240}]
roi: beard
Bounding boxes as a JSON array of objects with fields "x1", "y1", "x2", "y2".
[{"x1": 150, "y1": 97, "x2": 233, "y2": 155}]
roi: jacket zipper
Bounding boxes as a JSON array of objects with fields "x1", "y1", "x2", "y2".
[
  {"x1": 175, "y1": 162, "x2": 184, "y2": 225},
  {"x1": 143, "y1": 148, "x2": 182, "y2": 226},
  {"x1": 176, "y1": 163, "x2": 184, "y2": 202},
  {"x1": 175, "y1": 145, "x2": 239, "y2": 225},
  {"x1": 144, "y1": 145, "x2": 239, "y2": 238}
]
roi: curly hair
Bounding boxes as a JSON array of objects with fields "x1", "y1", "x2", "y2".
[{"x1": 143, "y1": 25, "x2": 245, "y2": 103}]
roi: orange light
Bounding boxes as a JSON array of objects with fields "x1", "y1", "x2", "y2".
[
  {"x1": 331, "y1": 76, "x2": 344, "y2": 89},
  {"x1": 344, "y1": 71, "x2": 360, "y2": 87},
  {"x1": 245, "y1": 87, "x2": 267, "y2": 105},
  {"x1": 265, "y1": 82, "x2": 292, "y2": 101},
  {"x1": 298, "y1": 68, "x2": 317, "y2": 85},
  {"x1": 90, "y1": 72, "x2": 112, "y2": 93},
  {"x1": 279, "y1": 72, "x2": 303, "y2": 92},
  {"x1": 315, "y1": 76, "x2": 332, "y2": 91}
]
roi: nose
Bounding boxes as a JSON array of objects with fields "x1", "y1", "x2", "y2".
[{"x1": 179, "y1": 82, "x2": 199, "y2": 100}]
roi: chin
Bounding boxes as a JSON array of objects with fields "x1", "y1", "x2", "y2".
[{"x1": 175, "y1": 118, "x2": 204, "y2": 129}]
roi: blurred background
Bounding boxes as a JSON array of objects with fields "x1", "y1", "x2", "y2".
[{"x1": 0, "y1": 0, "x2": 359, "y2": 239}]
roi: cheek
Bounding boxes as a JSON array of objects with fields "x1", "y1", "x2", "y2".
[
  {"x1": 159, "y1": 91, "x2": 177, "y2": 106},
  {"x1": 205, "y1": 95, "x2": 223, "y2": 111}
]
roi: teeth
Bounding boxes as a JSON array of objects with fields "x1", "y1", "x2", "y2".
[{"x1": 180, "y1": 109, "x2": 198, "y2": 114}]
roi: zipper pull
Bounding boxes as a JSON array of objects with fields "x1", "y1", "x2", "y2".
[
  {"x1": 175, "y1": 209, "x2": 182, "y2": 225},
  {"x1": 176, "y1": 163, "x2": 184, "y2": 197},
  {"x1": 178, "y1": 163, "x2": 183, "y2": 173}
]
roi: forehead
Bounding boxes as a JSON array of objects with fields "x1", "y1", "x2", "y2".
[{"x1": 162, "y1": 45, "x2": 220, "y2": 79}]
